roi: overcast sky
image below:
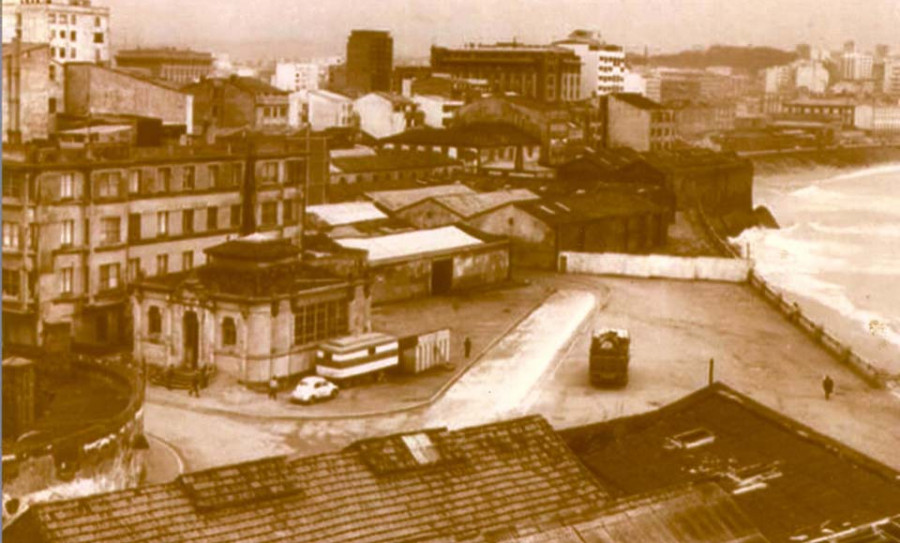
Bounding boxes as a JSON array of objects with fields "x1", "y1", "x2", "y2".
[{"x1": 105, "y1": 0, "x2": 900, "y2": 59}]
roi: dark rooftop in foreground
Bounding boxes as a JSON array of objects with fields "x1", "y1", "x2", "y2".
[
  {"x1": 381, "y1": 122, "x2": 540, "y2": 148},
  {"x1": 332, "y1": 149, "x2": 462, "y2": 173},
  {"x1": 5, "y1": 416, "x2": 609, "y2": 543},
  {"x1": 612, "y1": 92, "x2": 666, "y2": 110},
  {"x1": 517, "y1": 193, "x2": 663, "y2": 224},
  {"x1": 114, "y1": 47, "x2": 213, "y2": 62},
  {"x1": 203, "y1": 234, "x2": 300, "y2": 262},
  {"x1": 559, "y1": 383, "x2": 900, "y2": 543}
]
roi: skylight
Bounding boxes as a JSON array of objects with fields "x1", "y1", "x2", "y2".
[
  {"x1": 402, "y1": 433, "x2": 441, "y2": 465},
  {"x1": 668, "y1": 428, "x2": 715, "y2": 450}
]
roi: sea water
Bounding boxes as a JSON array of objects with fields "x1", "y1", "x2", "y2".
[{"x1": 733, "y1": 163, "x2": 900, "y2": 376}]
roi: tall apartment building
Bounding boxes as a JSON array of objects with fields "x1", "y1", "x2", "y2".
[
  {"x1": 554, "y1": 30, "x2": 626, "y2": 98},
  {"x1": 1, "y1": 137, "x2": 328, "y2": 352},
  {"x1": 271, "y1": 62, "x2": 322, "y2": 93},
  {"x1": 2, "y1": 0, "x2": 110, "y2": 64},
  {"x1": 114, "y1": 48, "x2": 214, "y2": 85},
  {"x1": 884, "y1": 57, "x2": 900, "y2": 96},
  {"x1": 430, "y1": 43, "x2": 581, "y2": 104},
  {"x1": 841, "y1": 52, "x2": 874, "y2": 81},
  {"x1": 346, "y1": 30, "x2": 393, "y2": 94}
]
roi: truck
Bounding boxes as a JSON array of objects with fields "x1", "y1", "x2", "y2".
[{"x1": 589, "y1": 329, "x2": 630, "y2": 387}]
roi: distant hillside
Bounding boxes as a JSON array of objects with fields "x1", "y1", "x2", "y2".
[{"x1": 629, "y1": 45, "x2": 797, "y2": 73}]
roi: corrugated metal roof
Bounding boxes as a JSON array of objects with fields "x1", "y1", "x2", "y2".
[
  {"x1": 335, "y1": 226, "x2": 485, "y2": 264},
  {"x1": 433, "y1": 189, "x2": 539, "y2": 218},
  {"x1": 307, "y1": 202, "x2": 388, "y2": 226},
  {"x1": 366, "y1": 184, "x2": 476, "y2": 212}
]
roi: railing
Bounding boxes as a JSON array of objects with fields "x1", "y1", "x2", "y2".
[{"x1": 695, "y1": 205, "x2": 887, "y2": 389}]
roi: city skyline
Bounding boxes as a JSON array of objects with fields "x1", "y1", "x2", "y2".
[{"x1": 106, "y1": 0, "x2": 900, "y2": 60}]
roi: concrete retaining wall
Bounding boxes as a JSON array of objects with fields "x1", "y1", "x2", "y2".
[{"x1": 560, "y1": 252, "x2": 751, "y2": 283}]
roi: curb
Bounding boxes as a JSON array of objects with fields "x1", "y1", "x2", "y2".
[
  {"x1": 145, "y1": 433, "x2": 186, "y2": 480},
  {"x1": 145, "y1": 287, "x2": 559, "y2": 422}
]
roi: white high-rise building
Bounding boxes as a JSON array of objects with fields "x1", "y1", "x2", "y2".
[
  {"x1": 841, "y1": 52, "x2": 874, "y2": 81},
  {"x1": 884, "y1": 57, "x2": 900, "y2": 96},
  {"x1": 795, "y1": 61, "x2": 829, "y2": 94},
  {"x1": 2, "y1": 0, "x2": 110, "y2": 64},
  {"x1": 554, "y1": 30, "x2": 626, "y2": 98},
  {"x1": 272, "y1": 62, "x2": 322, "y2": 93}
]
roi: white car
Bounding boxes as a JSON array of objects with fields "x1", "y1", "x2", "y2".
[{"x1": 290, "y1": 376, "x2": 339, "y2": 405}]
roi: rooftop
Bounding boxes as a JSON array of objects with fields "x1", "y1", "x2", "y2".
[
  {"x1": 307, "y1": 202, "x2": 389, "y2": 227},
  {"x1": 331, "y1": 150, "x2": 461, "y2": 174},
  {"x1": 362, "y1": 91, "x2": 415, "y2": 107},
  {"x1": 517, "y1": 193, "x2": 663, "y2": 225},
  {"x1": 335, "y1": 225, "x2": 487, "y2": 264},
  {"x1": 643, "y1": 148, "x2": 751, "y2": 171},
  {"x1": 612, "y1": 93, "x2": 665, "y2": 111},
  {"x1": 1, "y1": 42, "x2": 47, "y2": 58},
  {"x1": 366, "y1": 183, "x2": 476, "y2": 212},
  {"x1": 432, "y1": 188, "x2": 540, "y2": 218},
  {"x1": 7, "y1": 416, "x2": 609, "y2": 543},
  {"x1": 560, "y1": 383, "x2": 900, "y2": 543},
  {"x1": 114, "y1": 47, "x2": 213, "y2": 63},
  {"x1": 203, "y1": 234, "x2": 300, "y2": 263},
  {"x1": 381, "y1": 122, "x2": 540, "y2": 148},
  {"x1": 185, "y1": 76, "x2": 287, "y2": 96}
]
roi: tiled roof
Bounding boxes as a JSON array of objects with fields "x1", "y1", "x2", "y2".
[
  {"x1": 335, "y1": 225, "x2": 487, "y2": 264},
  {"x1": 11, "y1": 416, "x2": 609, "y2": 543},
  {"x1": 381, "y1": 123, "x2": 540, "y2": 148},
  {"x1": 517, "y1": 193, "x2": 663, "y2": 225},
  {"x1": 307, "y1": 202, "x2": 389, "y2": 226},
  {"x1": 612, "y1": 92, "x2": 665, "y2": 110},
  {"x1": 332, "y1": 150, "x2": 461, "y2": 174},
  {"x1": 513, "y1": 482, "x2": 768, "y2": 543},
  {"x1": 432, "y1": 189, "x2": 539, "y2": 218},
  {"x1": 559, "y1": 383, "x2": 900, "y2": 543},
  {"x1": 366, "y1": 184, "x2": 476, "y2": 212}
]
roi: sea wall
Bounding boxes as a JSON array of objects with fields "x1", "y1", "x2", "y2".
[
  {"x1": 560, "y1": 252, "x2": 751, "y2": 283},
  {"x1": 750, "y1": 145, "x2": 900, "y2": 177}
]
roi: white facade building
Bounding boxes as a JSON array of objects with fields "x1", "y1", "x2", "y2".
[
  {"x1": 764, "y1": 65, "x2": 793, "y2": 94},
  {"x1": 884, "y1": 57, "x2": 900, "y2": 96},
  {"x1": 411, "y1": 94, "x2": 462, "y2": 128},
  {"x1": 855, "y1": 104, "x2": 900, "y2": 132},
  {"x1": 554, "y1": 30, "x2": 625, "y2": 99},
  {"x1": 272, "y1": 62, "x2": 321, "y2": 93},
  {"x1": 306, "y1": 90, "x2": 355, "y2": 131},
  {"x1": 2, "y1": 0, "x2": 110, "y2": 64},
  {"x1": 354, "y1": 92, "x2": 419, "y2": 139},
  {"x1": 841, "y1": 52, "x2": 874, "y2": 81},
  {"x1": 795, "y1": 61, "x2": 829, "y2": 94}
]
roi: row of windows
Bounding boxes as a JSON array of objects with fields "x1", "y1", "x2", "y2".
[
  {"x1": 261, "y1": 106, "x2": 288, "y2": 118},
  {"x1": 47, "y1": 13, "x2": 104, "y2": 26},
  {"x1": 57, "y1": 249, "x2": 199, "y2": 297}
]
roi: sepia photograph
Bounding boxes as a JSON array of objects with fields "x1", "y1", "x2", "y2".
[{"x1": 2, "y1": 0, "x2": 900, "y2": 540}]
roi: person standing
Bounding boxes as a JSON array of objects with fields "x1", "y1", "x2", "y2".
[
  {"x1": 268, "y1": 376, "x2": 279, "y2": 400},
  {"x1": 165, "y1": 365, "x2": 174, "y2": 391},
  {"x1": 822, "y1": 374, "x2": 834, "y2": 400},
  {"x1": 189, "y1": 372, "x2": 201, "y2": 398},
  {"x1": 464, "y1": 336, "x2": 472, "y2": 359}
]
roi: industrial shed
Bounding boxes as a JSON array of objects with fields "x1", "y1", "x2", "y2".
[{"x1": 334, "y1": 225, "x2": 510, "y2": 303}]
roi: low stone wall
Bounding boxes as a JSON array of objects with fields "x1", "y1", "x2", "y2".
[
  {"x1": 560, "y1": 252, "x2": 751, "y2": 283},
  {"x1": 1, "y1": 353, "x2": 147, "y2": 518}
]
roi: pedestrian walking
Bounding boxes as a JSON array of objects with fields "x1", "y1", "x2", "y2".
[
  {"x1": 268, "y1": 376, "x2": 279, "y2": 400},
  {"x1": 822, "y1": 374, "x2": 834, "y2": 400},
  {"x1": 189, "y1": 372, "x2": 201, "y2": 398},
  {"x1": 464, "y1": 336, "x2": 472, "y2": 359},
  {"x1": 165, "y1": 365, "x2": 174, "y2": 391}
]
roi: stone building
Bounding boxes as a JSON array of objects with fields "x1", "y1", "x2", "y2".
[
  {"x1": 132, "y1": 235, "x2": 371, "y2": 383},
  {"x1": 603, "y1": 93, "x2": 676, "y2": 152},
  {"x1": 1, "y1": 137, "x2": 325, "y2": 352},
  {"x1": 2, "y1": 41, "x2": 63, "y2": 144},
  {"x1": 114, "y1": 48, "x2": 214, "y2": 85},
  {"x1": 2, "y1": 0, "x2": 111, "y2": 65},
  {"x1": 185, "y1": 76, "x2": 290, "y2": 134}
]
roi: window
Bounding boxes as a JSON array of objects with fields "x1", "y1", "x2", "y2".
[
  {"x1": 59, "y1": 267, "x2": 74, "y2": 295},
  {"x1": 60, "y1": 220, "x2": 74, "y2": 246},
  {"x1": 231, "y1": 162, "x2": 243, "y2": 187},
  {"x1": 156, "y1": 254, "x2": 168, "y2": 275},
  {"x1": 59, "y1": 14, "x2": 67, "y2": 24},
  {"x1": 293, "y1": 300, "x2": 348, "y2": 345},
  {"x1": 128, "y1": 213, "x2": 141, "y2": 242},
  {"x1": 157, "y1": 211, "x2": 169, "y2": 236},
  {"x1": 286, "y1": 160, "x2": 306, "y2": 185},
  {"x1": 230, "y1": 204, "x2": 241, "y2": 228},
  {"x1": 99, "y1": 263, "x2": 120, "y2": 291},
  {"x1": 60, "y1": 173, "x2": 74, "y2": 199},
  {"x1": 100, "y1": 217, "x2": 120, "y2": 245},
  {"x1": 71, "y1": 15, "x2": 76, "y2": 24},
  {"x1": 96, "y1": 172, "x2": 121, "y2": 198},
  {"x1": 148, "y1": 306, "x2": 162, "y2": 335},
  {"x1": 206, "y1": 206, "x2": 218, "y2": 231},
  {"x1": 182, "y1": 209, "x2": 194, "y2": 234},
  {"x1": 3, "y1": 269, "x2": 20, "y2": 297},
  {"x1": 182, "y1": 251, "x2": 193, "y2": 271},
  {"x1": 70, "y1": 48, "x2": 76, "y2": 59},
  {"x1": 129, "y1": 170, "x2": 141, "y2": 193},
  {"x1": 70, "y1": 30, "x2": 76, "y2": 41},
  {"x1": 260, "y1": 202, "x2": 277, "y2": 227},
  {"x1": 182, "y1": 166, "x2": 195, "y2": 190},
  {"x1": 208, "y1": 164, "x2": 220, "y2": 188},
  {"x1": 158, "y1": 167, "x2": 172, "y2": 192},
  {"x1": 94, "y1": 16, "x2": 101, "y2": 27},
  {"x1": 222, "y1": 317, "x2": 237, "y2": 346},
  {"x1": 49, "y1": 97, "x2": 57, "y2": 113},
  {"x1": 283, "y1": 200, "x2": 294, "y2": 224},
  {"x1": 93, "y1": 32, "x2": 104, "y2": 44},
  {"x1": 49, "y1": 13, "x2": 56, "y2": 23},
  {"x1": 3, "y1": 174, "x2": 23, "y2": 198},
  {"x1": 668, "y1": 428, "x2": 715, "y2": 450},
  {"x1": 3, "y1": 222, "x2": 21, "y2": 250},
  {"x1": 259, "y1": 162, "x2": 279, "y2": 184},
  {"x1": 127, "y1": 258, "x2": 140, "y2": 282}
]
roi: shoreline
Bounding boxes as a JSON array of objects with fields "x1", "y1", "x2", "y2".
[{"x1": 739, "y1": 161, "x2": 900, "y2": 381}]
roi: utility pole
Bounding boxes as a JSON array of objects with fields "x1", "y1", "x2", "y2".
[{"x1": 708, "y1": 358, "x2": 715, "y2": 386}]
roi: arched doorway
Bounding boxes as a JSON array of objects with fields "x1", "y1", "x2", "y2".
[{"x1": 183, "y1": 310, "x2": 199, "y2": 369}]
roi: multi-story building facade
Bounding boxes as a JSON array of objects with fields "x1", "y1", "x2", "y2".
[
  {"x1": 604, "y1": 93, "x2": 676, "y2": 152},
  {"x1": 783, "y1": 98, "x2": 857, "y2": 128},
  {"x1": 855, "y1": 104, "x2": 900, "y2": 132},
  {"x1": 346, "y1": 30, "x2": 393, "y2": 94},
  {"x1": 1, "y1": 138, "x2": 327, "y2": 352},
  {"x1": 114, "y1": 48, "x2": 214, "y2": 85},
  {"x1": 271, "y1": 62, "x2": 321, "y2": 93},
  {"x1": 430, "y1": 43, "x2": 581, "y2": 104},
  {"x1": 301, "y1": 89, "x2": 356, "y2": 131},
  {"x1": 554, "y1": 30, "x2": 626, "y2": 98},
  {"x1": 2, "y1": 0, "x2": 111, "y2": 64},
  {"x1": 185, "y1": 76, "x2": 290, "y2": 134},
  {"x1": 411, "y1": 94, "x2": 463, "y2": 128},
  {"x1": 795, "y1": 61, "x2": 830, "y2": 94},
  {"x1": 3, "y1": 41, "x2": 64, "y2": 144},
  {"x1": 841, "y1": 52, "x2": 874, "y2": 81},
  {"x1": 884, "y1": 57, "x2": 900, "y2": 96},
  {"x1": 354, "y1": 92, "x2": 422, "y2": 139}
]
